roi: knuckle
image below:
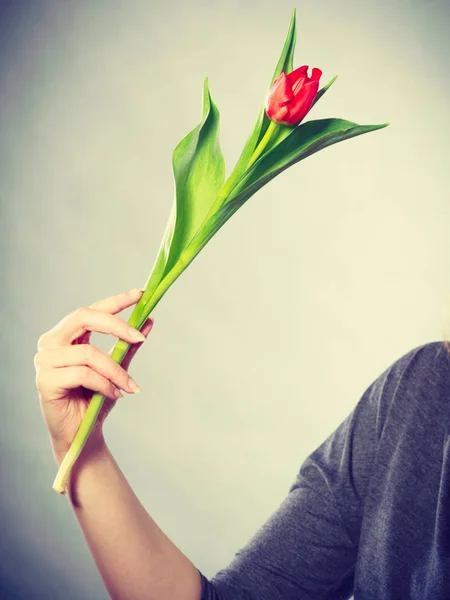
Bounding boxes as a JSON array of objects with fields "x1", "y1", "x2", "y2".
[
  {"x1": 37, "y1": 333, "x2": 49, "y2": 351},
  {"x1": 80, "y1": 344, "x2": 94, "y2": 363},
  {"x1": 35, "y1": 369, "x2": 47, "y2": 391},
  {"x1": 35, "y1": 370, "x2": 42, "y2": 389},
  {"x1": 77, "y1": 365, "x2": 90, "y2": 382},
  {"x1": 74, "y1": 306, "x2": 90, "y2": 320},
  {"x1": 33, "y1": 351, "x2": 42, "y2": 368},
  {"x1": 115, "y1": 363, "x2": 128, "y2": 383}
]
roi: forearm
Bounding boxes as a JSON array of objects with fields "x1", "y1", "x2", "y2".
[{"x1": 57, "y1": 440, "x2": 202, "y2": 600}]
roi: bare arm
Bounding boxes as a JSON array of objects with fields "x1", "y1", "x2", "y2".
[
  {"x1": 59, "y1": 438, "x2": 202, "y2": 600},
  {"x1": 35, "y1": 288, "x2": 204, "y2": 600}
]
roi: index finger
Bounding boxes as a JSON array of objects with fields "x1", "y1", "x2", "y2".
[
  {"x1": 89, "y1": 287, "x2": 145, "y2": 314},
  {"x1": 37, "y1": 288, "x2": 146, "y2": 351}
]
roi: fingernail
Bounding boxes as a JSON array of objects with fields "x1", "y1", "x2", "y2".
[
  {"x1": 128, "y1": 327, "x2": 146, "y2": 342},
  {"x1": 128, "y1": 378, "x2": 143, "y2": 393},
  {"x1": 113, "y1": 387, "x2": 123, "y2": 399}
]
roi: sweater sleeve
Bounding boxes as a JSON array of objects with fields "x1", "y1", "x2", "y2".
[{"x1": 197, "y1": 343, "x2": 431, "y2": 600}]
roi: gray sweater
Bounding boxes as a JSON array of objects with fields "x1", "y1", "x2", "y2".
[{"x1": 198, "y1": 341, "x2": 450, "y2": 599}]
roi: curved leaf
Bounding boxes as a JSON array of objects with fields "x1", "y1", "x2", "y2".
[
  {"x1": 312, "y1": 74, "x2": 338, "y2": 108},
  {"x1": 141, "y1": 78, "x2": 225, "y2": 301},
  {"x1": 184, "y1": 119, "x2": 389, "y2": 255},
  {"x1": 224, "y1": 9, "x2": 297, "y2": 196},
  {"x1": 230, "y1": 118, "x2": 389, "y2": 206},
  {"x1": 270, "y1": 7, "x2": 297, "y2": 85}
]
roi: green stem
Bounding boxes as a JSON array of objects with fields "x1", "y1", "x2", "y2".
[
  {"x1": 128, "y1": 125, "x2": 284, "y2": 323},
  {"x1": 202, "y1": 166, "x2": 243, "y2": 225},
  {"x1": 245, "y1": 120, "x2": 277, "y2": 170},
  {"x1": 138, "y1": 122, "x2": 282, "y2": 321},
  {"x1": 53, "y1": 119, "x2": 281, "y2": 495},
  {"x1": 52, "y1": 255, "x2": 194, "y2": 495},
  {"x1": 52, "y1": 338, "x2": 132, "y2": 495},
  {"x1": 204, "y1": 120, "x2": 279, "y2": 223}
]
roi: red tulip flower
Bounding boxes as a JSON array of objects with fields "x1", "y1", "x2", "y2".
[{"x1": 265, "y1": 65, "x2": 322, "y2": 125}]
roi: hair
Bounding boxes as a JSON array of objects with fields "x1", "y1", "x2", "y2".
[
  {"x1": 444, "y1": 337, "x2": 450, "y2": 353},
  {"x1": 442, "y1": 299, "x2": 450, "y2": 354}
]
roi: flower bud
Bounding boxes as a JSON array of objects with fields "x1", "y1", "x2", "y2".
[{"x1": 265, "y1": 65, "x2": 322, "y2": 125}]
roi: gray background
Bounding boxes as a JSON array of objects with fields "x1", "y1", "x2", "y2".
[{"x1": 1, "y1": 0, "x2": 449, "y2": 598}]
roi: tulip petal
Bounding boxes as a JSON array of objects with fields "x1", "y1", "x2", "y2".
[
  {"x1": 291, "y1": 74, "x2": 307, "y2": 96},
  {"x1": 265, "y1": 73, "x2": 294, "y2": 120},
  {"x1": 272, "y1": 106, "x2": 289, "y2": 122},
  {"x1": 267, "y1": 73, "x2": 294, "y2": 106},
  {"x1": 287, "y1": 78, "x2": 320, "y2": 123},
  {"x1": 286, "y1": 64, "x2": 309, "y2": 87}
]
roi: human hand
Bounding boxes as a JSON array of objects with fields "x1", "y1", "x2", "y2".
[{"x1": 34, "y1": 288, "x2": 154, "y2": 463}]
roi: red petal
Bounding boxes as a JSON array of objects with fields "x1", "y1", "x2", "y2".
[
  {"x1": 286, "y1": 78, "x2": 321, "y2": 124},
  {"x1": 265, "y1": 73, "x2": 294, "y2": 119},
  {"x1": 310, "y1": 67, "x2": 322, "y2": 81},
  {"x1": 291, "y1": 74, "x2": 307, "y2": 96},
  {"x1": 271, "y1": 106, "x2": 289, "y2": 122},
  {"x1": 286, "y1": 65, "x2": 309, "y2": 87}
]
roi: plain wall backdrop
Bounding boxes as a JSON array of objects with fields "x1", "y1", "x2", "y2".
[{"x1": 1, "y1": 0, "x2": 449, "y2": 598}]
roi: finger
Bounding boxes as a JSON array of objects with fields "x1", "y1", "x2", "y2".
[
  {"x1": 106, "y1": 315, "x2": 154, "y2": 356},
  {"x1": 89, "y1": 287, "x2": 145, "y2": 313},
  {"x1": 43, "y1": 305, "x2": 147, "y2": 349},
  {"x1": 121, "y1": 317, "x2": 154, "y2": 372},
  {"x1": 37, "y1": 366, "x2": 123, "y2": 402},
  {"x1": 37, "y1": 288, "x2": 144, "y2": 351},
  {"x1": 35, "y1": 345, "x2": 139, "y2": 394}
]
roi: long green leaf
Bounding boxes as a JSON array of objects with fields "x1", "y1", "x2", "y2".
[
  {"x1": 270, "y1": 7, "x2": 297, "y2": 84},
  {"x1": 312, "y1": 75, "x2": 338, "y2": 108},
  {"x1": 140, "y1": 78, "x2": 225, "y2": 303},
  {"x1": 185, "y1": 119, "x2": 388, "y2": 254},
  {"x1": 167, "y1": 78, "x2": 225, "y2": 274},
  {"x1": 224, "y1": 9, "x2": 297, "y2": 196},
  {"x1": 231, "y1": 118, "x2": 389, "y2": 206}
]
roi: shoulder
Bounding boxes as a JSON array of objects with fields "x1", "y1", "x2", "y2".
[
  {"x1": 360, "y1": 341, "x2": 449, "y2": 444},
  {"x1": 378, "y1": 341, "x2": 450, "y2": 432},
  {"x1": 374, "y1": 340, "x2": 449, "y2": 395},
  {"x1": 391, "y1": 340, "x2": 450, "y2": 388}
]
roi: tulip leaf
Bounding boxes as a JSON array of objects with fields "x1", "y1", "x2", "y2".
[
  {"x1": 225, "y1": 9, "x2": 298, "y2": 199},
  {"x1": 233, "y1": 118, "x2": 389, "y2": 204},
  {"x1": 270, "y1": 7, "x2": 297, "y2": 85},
  {"x1": 184, "y1": 118, "x2": 389, "y2": 254},
  {"x1": 141, "y1": 78, "x2": 225, "y2": 300},
  {"x1": 313, "y1": 75, "x2": 338, "y2": 107}
]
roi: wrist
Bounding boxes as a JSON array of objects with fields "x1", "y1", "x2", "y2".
[
  {"x1": 53, "y1": 433, "x2": 107, "y2": 469},
  {"x1": 65, "y1": 437, "x2": 111, "y2": 507}
]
